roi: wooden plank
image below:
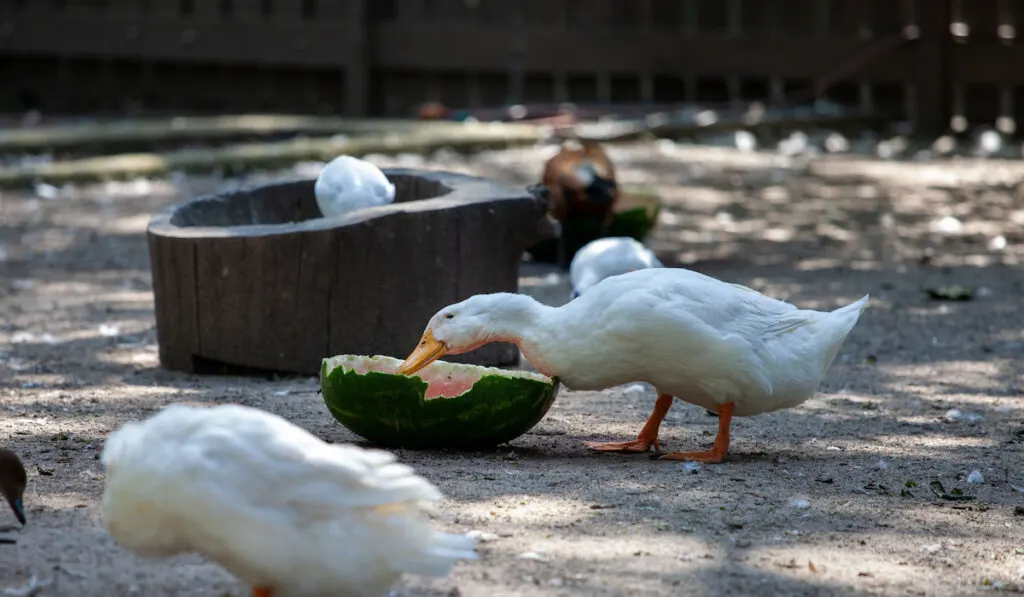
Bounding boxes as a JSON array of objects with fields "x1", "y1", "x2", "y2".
[
  {"x1": 961, "y1": 0, "x2": 1000, "y2": 41},
  {"x1": 373, "y1": 25, "x2": 917, "y2": 80},
  {"x1": 951, "y1": 44, "x2": 1024, "y2": 85},
  {"x1": 0, "y1": 16, "x2": 361, "y2": 68},
  {"x1": 914, "y1": 0, "x2": 952, "y2": 132},
  {"x1": 0, "y1": 13, "x2": 920, "y2": 82},
  {"x1": 344, "y1": 0, "x2": 368, "y2": 115}
]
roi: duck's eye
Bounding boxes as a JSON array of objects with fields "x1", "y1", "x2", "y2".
[{"x1": 444, "y1": 313, "x2": 455, "y2": 320}]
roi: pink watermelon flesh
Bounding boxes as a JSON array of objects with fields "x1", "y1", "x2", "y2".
[{"x1": 340, "y1": 355, "x2": 546, "y2": 400}]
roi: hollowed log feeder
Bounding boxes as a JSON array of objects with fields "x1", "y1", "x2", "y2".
[{"x1": 147, "y1": 169, "x2": 558, "y2": 376}]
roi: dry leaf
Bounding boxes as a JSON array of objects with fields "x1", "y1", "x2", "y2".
[{"x1": 808, "y1": 560, "x2": 818, "y2": 574}]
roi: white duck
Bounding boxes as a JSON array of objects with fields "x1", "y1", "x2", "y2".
[
  {"x1": 396, "y1": 268, "x2": 868, "y2": 463},
  {"x1": 569, "y1": 237, "x2": 664, "y2": 300},
  {"x1": 101, "y1": 403, "x2": 475, "y2": 597},
  {"x1": 314, "y1": 155, "x2": 396, "y2": 218}
]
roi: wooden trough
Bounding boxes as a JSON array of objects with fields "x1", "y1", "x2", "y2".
[{"x1": 147, "y1": 169, "x2": 558, "y2": 376}]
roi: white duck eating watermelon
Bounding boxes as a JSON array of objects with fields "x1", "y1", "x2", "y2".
[{"x1": 396, "y1": 267, "x2": 868, "y2": 464}]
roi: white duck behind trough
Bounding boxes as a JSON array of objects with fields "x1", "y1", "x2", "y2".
[
  {"x1": 100, "y1": 403, "x2": 475, "y2": 597},
  {"x1": 314, "y1": 155, "x2": 396, "y2": 218},
  {"x1": 569, "y1": 236, "x2": 664, "y2": 299},
  {"x1": 397, "y1": 267, "x2": 869, "y2": 463}
]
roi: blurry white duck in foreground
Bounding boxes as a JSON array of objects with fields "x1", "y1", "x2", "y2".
[
  {"x1": 101, "y1": 403, "x2": 475, "y2": 597},
  {"x1": 314, "y1": 155, "x2": 396, "y2": 218},
  {"x1": 569, "y1": 237, "x2": 663, "y2": 300},
  {"x1": 398, "y1": 268, "x2": 868, "y2": 464}
]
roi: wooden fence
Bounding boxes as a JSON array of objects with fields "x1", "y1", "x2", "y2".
[{"x1": 0, "y1": 0, "x2": 1021, "y2": 134}]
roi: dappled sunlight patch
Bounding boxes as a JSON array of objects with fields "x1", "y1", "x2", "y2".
[
  {"x1": 747, "y1": 530, "x2": 1021, "y2": 590},
  {"x1": 102, "y1": 213, "x2": 154, "y2": 235},
  {"x1": 811, "y1": 157, "x2": 1024, "y2": 187},
  {"x1": 1, "y1": 385, "x2": 202, "y2": 417},
  {"x1": 2, "y1": 322, "x2": 153, "y2": 347},
  {"x1": 877, "y1": 360, "x2": 1018, "y2": 396},
  {"x1": 451, "y1": 493, "x2": 601, "y2": 526},
  {"x1": 509, "y1": 532, "x2": 721, "y2": 562},
  {"x1": 95, "y1": 346, "x2": 160, "y2": 368},
  {"x1": 804, "y1": 433, "x2": 997, "y2": 455}
]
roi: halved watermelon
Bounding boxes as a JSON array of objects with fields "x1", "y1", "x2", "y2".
[{"x1": 320, "y1": 355, "x2": 559, "y2": 449}]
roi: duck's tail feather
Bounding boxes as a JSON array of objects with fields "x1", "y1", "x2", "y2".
[
  {"x1": 817, "y1": 294, "x2": 870, "y2": 371},
  {"x1": 392, "y1": 530, "x2": 478, "y2": 578}
]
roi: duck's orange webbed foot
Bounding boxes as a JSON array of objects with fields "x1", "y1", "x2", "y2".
[
  {"x1": 655, "y1": 402, "x2": 735, "y2": 464},
  {"x1": 584, "y1": 437, "x2": 660, "y2": 453},
  {"x1": 253, "y1": 587, "x2": 273, "y2": 597},
  {"x1": 584, "y1": 394, "x2": 673, "y2": 454}
]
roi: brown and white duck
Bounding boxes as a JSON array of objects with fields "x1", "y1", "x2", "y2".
[{"x1": 0, "y1": 448, "x2": 27, "y2": 526}]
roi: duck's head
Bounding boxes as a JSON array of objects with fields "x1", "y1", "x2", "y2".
[
  {"x1": 0, "y1": 448, "x2": 27, "y2": 526},
  {"x1": 570, "y1": 267, "x2": 638, "y2": 301},
  {"x1": 398, "y1": 294, "x2": 534, "y2": 376},
  {"x1": 574, "y1": 163, "x2": 617, "y2": 206}
]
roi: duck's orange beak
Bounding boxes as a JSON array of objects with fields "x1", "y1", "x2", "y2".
[{"x1": 397, "y1": 329, "x2": 448, "y2": 376}]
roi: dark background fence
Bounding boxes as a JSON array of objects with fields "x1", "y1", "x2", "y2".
[{"x1": 0, "y1": 0, "x2": 1021, "y2": 134}]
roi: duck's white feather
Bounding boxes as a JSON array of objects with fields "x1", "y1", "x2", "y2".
[
  {"x1": 425, "y1": 267, "x2": 868, "y2": 418},
  {"x1": 569, "y1": 237, "x2": 664, "y2": 298},
  {"x1": 314, "y1": 155, "x2": 396, "y2": 218},
  {"x1": 101, "y1": 403, "x2": 475, "y2": 597}
]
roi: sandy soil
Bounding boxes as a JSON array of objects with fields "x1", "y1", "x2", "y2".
[{"x1": 1, "y1": 142, "x2": 1023, "y2": 596}]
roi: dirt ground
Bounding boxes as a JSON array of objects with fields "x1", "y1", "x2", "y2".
[{"x1": 1, "y1": 141, "x2": 1023, "y2": 596}]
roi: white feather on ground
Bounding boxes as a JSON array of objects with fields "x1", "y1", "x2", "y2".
[{"x1": 101, "y1": 403, "x2": 475, "y2": 597}]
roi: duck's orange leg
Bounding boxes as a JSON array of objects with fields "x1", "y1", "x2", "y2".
[
  {"x1": 657, "y1": 402, "x2": 735, "y2": 464},
  {"x1": 253, "y1": 588, "x2": 273, "y2": 597},
  {"x1": 584, "y1": 394, "x2": 674, "y2": 453}
]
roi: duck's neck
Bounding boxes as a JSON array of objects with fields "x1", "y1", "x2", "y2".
[{"x1": 482, "y1": 294, "x2": 565, "y2": 379}]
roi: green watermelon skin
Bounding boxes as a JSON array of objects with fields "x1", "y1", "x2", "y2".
[{"x1": 320, "y1": 356, "x2": 560, "y2": 450}]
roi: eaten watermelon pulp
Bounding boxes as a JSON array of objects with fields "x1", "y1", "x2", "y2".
[{"x1": 323, "y1": 354, "x2": 553, "y2": 400}]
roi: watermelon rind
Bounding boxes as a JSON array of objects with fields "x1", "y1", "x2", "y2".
[{"x1": 320, "y1": 355, "x2": 560, "y2": 450}]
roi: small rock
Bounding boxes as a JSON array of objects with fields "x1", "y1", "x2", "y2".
[
  {"x1": 875, "y1": 459, "x2": 890, "y2": 471},
  {"x1": 517, "y1": 551, "x2": 545, "y2": 561},
  {"x1": 929, "y1": 215, "x2": 964, "y2": 235},
  {"x1": 966, "y1": 470, "x2": 984, "y2": 484},
  {"x1": 10, "y1": 332, "x2": 34, "y2": 344},
  {"x1": 680, "y1": 462, "x2": 702, "y2": 474},
  {"x1": 988, "y1": 235, "x2": 1008, "y2": 251},
  {"x1": 33, "y1": 182, "x2": 59, "y2": 201},
  {"x1": 826, "y1": 446, "x2": 842, "y2": 451},
  {"x1": 789, "y1": 498, "x2": 810, "y2": 509},
  {"x1": 734, "y1": 130, "x2": 757, "y2": 153},
  {"x1": 465, "y1": 530, "x2": 499, "y2": 542},
  {"x1": 548, "y1": 578, "x2": 564, "y2": 587},
  {"x1": 943, "y1": 408, "x2": 963, "y2": 423},
  {"x1": 933, "y1": 215, "x2": 962, "y2": 233},
  {"x1": 4, "y1": 574, "x2": 52, "y2": 597},
  {"x1": 98, "y1": 324, "x2": 120, "y2": 337},
  {"x1": 922, "y1": 543, "x2": 942, "y2": 554}
]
